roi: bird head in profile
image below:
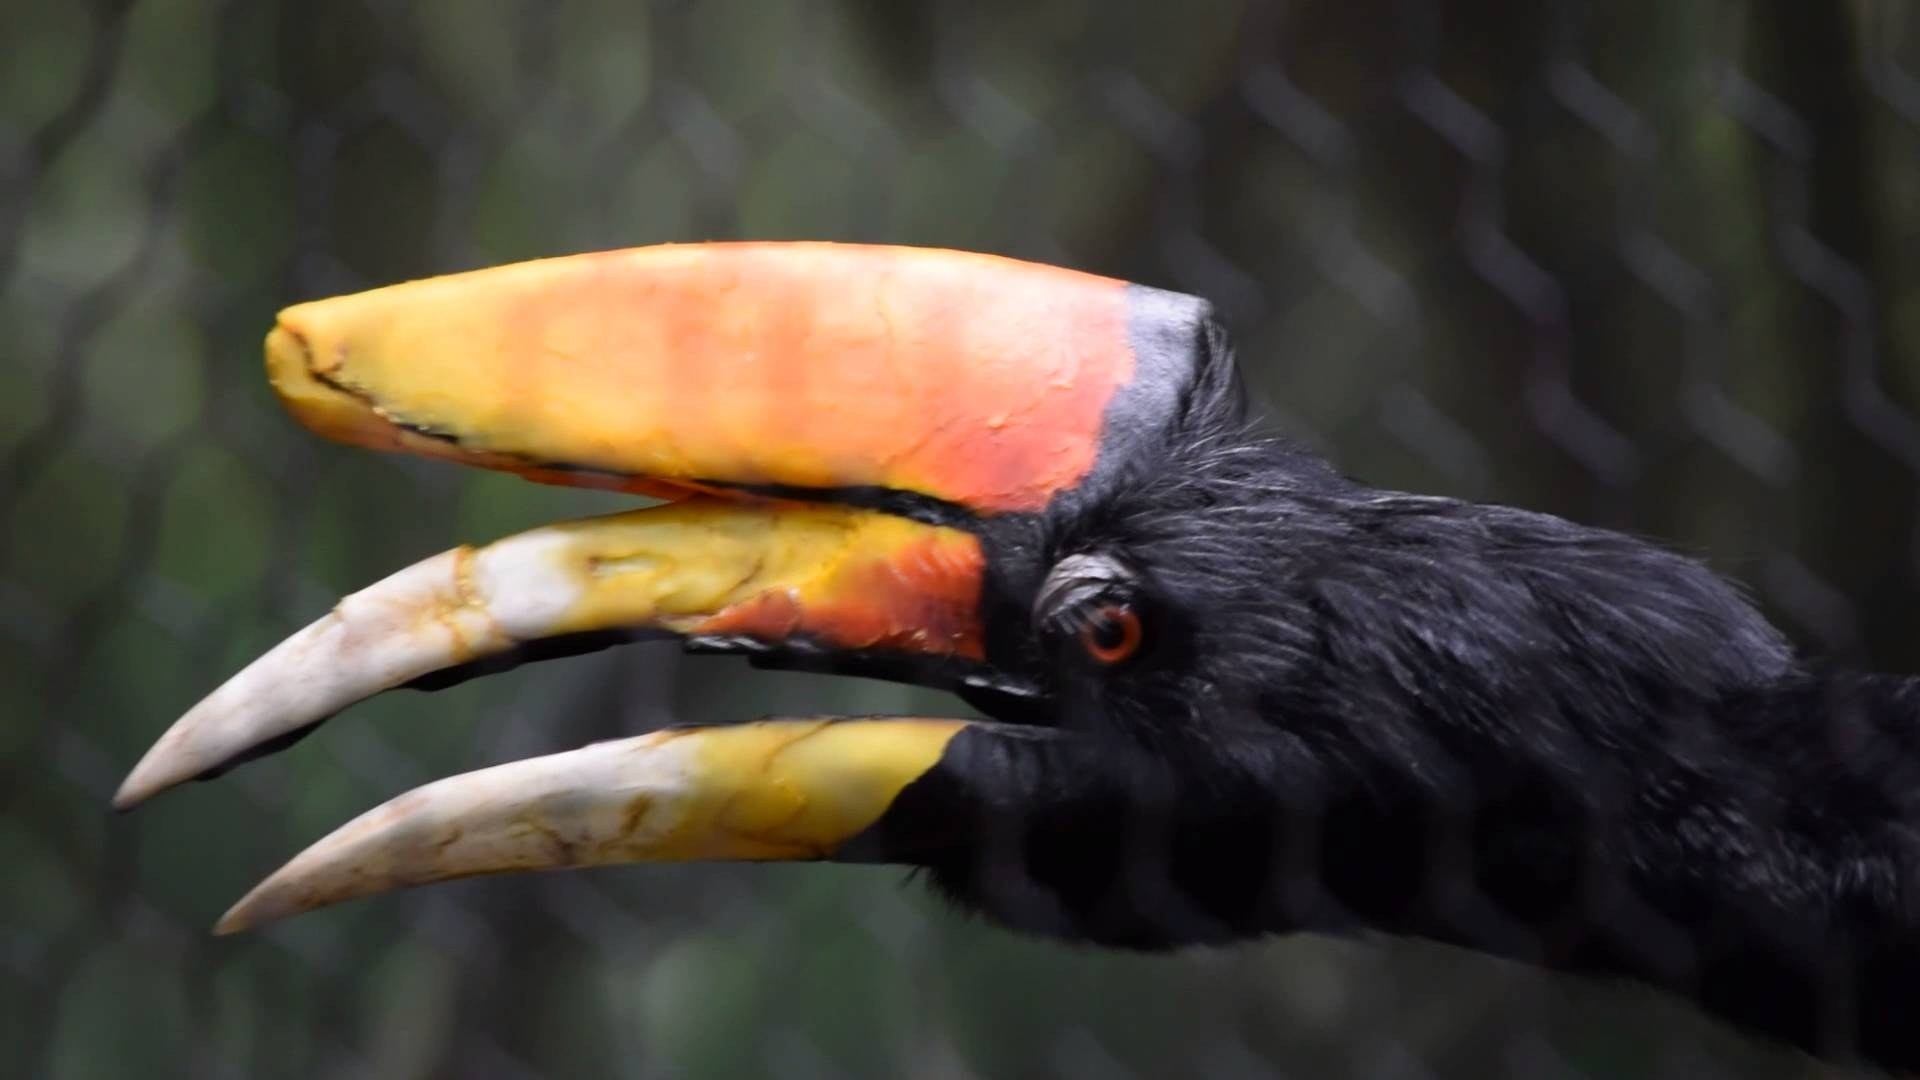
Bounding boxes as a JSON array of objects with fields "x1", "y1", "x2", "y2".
[{"x1": 115, "y1": 244, "x2": 1920, "y2": 1072}]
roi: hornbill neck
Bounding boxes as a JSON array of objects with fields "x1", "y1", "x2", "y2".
[
  {"x1": 1276, "y1": 493, "x2": 1920, "y2": 1069},
  {"x1": 1304, "y1": 670, "x2": 1920, "y2": 1070},
  {"x1": 919, "y1": 482, "x2": 1920, "y2": 1070}
]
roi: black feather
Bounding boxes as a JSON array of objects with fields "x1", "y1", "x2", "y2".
[{"x1": 897, "y1": 352, "x2": 1920, "y2": 1070}]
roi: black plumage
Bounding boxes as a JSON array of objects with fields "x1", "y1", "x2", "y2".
[{"x1": 856, "y1": 321, "x2": 1920, "y2": 1071}]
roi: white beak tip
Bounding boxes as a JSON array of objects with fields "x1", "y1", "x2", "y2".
[
  {"x1": 213, "y1": 875, "x2": 310, "y2": 936},
  {"x1": 113, "y1": 733, "x2": 225, "y2": 811},
  {"x1": 211, "y1": 900, "x2": 264, "y2": 936},
  {"x1": 112, "y1": 760, "x2": 173, "y2": 812}
]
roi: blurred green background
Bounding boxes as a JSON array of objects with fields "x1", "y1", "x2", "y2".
[{"x1": 5, "y1": 1, "x2": 1918, "y2": 1076}]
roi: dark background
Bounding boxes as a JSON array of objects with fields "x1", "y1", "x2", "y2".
[{"x1": 5, "y1": 1, "x2": 1918, "y2": 1076}]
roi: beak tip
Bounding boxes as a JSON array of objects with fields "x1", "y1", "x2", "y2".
[
  {"x1": 116, "y1": 710, "x2": 248, "y2": 812},
  {"x1": 111, "y1": 769, "x2": 160, "y2": 813},
  {"x1": 213, "y1": 883, "x2": 284, "y2": 936},
  {"x1": 210, "y1": 909, "x2": 252, "y2": 936},
  {"x1": 112, "y1": 746, "x2": 189, "y2": 812}
]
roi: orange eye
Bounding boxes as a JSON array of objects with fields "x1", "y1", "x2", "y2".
[{"x1": 1078, "y1": 603, "x2": 1143, "y2": 665}]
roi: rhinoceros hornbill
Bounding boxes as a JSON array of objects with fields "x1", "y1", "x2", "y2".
[{"x1": 114, "y1": 243, "x2": 1920, "y2": 1070}]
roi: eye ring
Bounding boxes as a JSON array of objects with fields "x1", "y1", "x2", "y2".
[{"x1": 1078, "y1": 603, "x2": 1144, "y2": 665}]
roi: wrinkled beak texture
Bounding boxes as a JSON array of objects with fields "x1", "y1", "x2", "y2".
[
  {"x1": 214, "y1": 718, "x2": 970, "y2": 933},
  {"x1": 113, "y1": 499, "x2": 983, "y2": 809},
  {"x1": 265, "y1": 242, "x2": 1135, "y2": 512}
]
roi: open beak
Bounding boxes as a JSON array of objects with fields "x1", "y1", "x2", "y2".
[{"x1": 115, "y1": 242, "x2": 1199, "y2": 931}]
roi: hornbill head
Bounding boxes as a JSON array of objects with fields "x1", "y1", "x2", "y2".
[
  {"x1": 115, "y1": 243, "x2": 1919, "y2": 1070},
  {"x1": 115, "y1": 243, "x2": 1265, "y2": 930}
]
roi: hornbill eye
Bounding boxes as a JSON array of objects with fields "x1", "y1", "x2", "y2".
[
  {"x1": 1078, "y1": 603, "x2": 1143, "y2": 665},
  {"x1": 1033, "y1": 550, "x2": 1145, "y2": 666}
]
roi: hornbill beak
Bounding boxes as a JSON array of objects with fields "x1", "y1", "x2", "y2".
[{"x1": 112, "y1": 242, "x2": 1214, "y2": 933}]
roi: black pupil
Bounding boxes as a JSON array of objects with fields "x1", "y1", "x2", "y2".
[{"x1": 1086, "y1": 608, "x2": 1128, "y2": 650}]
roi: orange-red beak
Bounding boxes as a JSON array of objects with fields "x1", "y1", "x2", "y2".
[
  {"x1": 113, "y1": 242, "x2": 1224, "y2": 932},
  {"x1": 265, "y1": 242, "x2": 1149, "y2": 511}
]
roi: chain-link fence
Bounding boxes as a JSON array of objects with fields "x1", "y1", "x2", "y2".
[{"x1": 6, "y1": 1, "x2": 1920, "y2": 1076}]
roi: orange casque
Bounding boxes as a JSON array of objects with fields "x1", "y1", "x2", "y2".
[{"x1": 263, "y1": 242, "x2": 1138, "y2": 514}]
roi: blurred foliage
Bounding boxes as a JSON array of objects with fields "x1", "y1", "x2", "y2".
[{"x1": 5, "y1": 1, "x2": 1920, "y2": 1076}]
